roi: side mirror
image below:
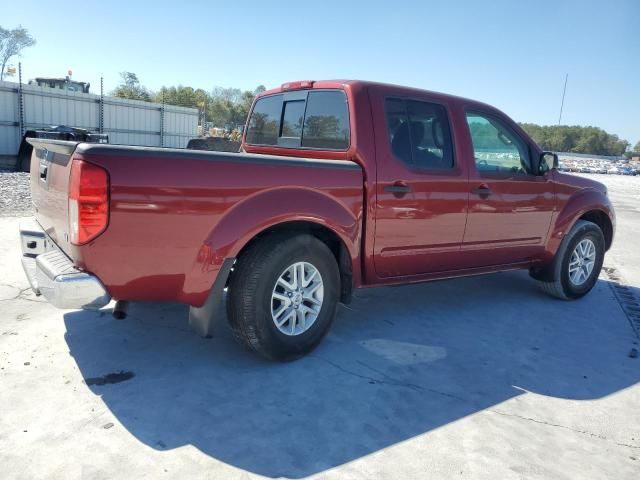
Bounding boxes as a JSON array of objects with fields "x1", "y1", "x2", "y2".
[{"x1": 539, "y1": 151, "x2": 558, "y2": 174}]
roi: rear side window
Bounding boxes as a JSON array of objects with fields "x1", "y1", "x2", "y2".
[
  {"x1": 245, "y1": 90, "x2": 350, "y2": 150},
  {"x1": 385, "y1": 98, "x2": 454, "y2": 169}
]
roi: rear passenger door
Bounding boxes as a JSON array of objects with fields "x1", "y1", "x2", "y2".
[{"x1": 372, "y1": 90, "x2": 469, "y2": 277}]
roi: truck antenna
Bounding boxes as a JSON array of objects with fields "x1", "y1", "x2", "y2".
[{"x1": 558, "y1": 73, "x2": 568, "y2": 125}]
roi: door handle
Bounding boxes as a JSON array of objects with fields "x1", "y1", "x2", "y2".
[
  {"x1": 384, "y1": 182, "x2": 411, "y2": 195},
  {"x1": 471, "y1": 184, "x2": 492, "y2": 198}
]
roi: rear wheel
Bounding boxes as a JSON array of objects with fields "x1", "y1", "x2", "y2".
[
  {"x1": 226, "y1": 233, "x2": 340, "y2": 360},
  {"x1": 537, "y1": 220, "x2": 605, "y2": 300}
]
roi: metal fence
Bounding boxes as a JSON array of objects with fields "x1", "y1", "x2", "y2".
[{"x1": 0, "y1": 65, "x2": 198, "y2": 167}]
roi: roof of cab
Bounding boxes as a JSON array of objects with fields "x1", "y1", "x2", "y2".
[{"x1": 258, "y1": 79, "x2": 495, "y2": 111}]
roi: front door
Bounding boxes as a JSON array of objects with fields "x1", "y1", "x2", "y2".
[
  {"x1": 460, "y1": 111, "x2": 555, "y2": 267},
  {"x1": 372, "y1": 92, "x2": 469, "y2": 278}
]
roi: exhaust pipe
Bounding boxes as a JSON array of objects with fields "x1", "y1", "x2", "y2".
[{"x1": 112, "y1": 300, "x2": 129, "y2": 320}]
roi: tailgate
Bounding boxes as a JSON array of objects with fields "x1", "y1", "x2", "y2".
[{"x1": 27, "y1": 139, "x2": 81, "y2": 257}]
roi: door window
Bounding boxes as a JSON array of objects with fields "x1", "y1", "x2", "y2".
[
  {"x1": 385, "y1": 98, "x2": 454, "y2": 169},
  {"x1": 465, "y1": 113, "x2": 531, "y2": 174}
]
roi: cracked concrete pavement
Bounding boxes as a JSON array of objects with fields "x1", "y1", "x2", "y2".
[{"x1": 0, "y1": 174, "x2": 639, "y2": 479}]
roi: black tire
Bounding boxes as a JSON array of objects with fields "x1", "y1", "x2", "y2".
[
  {"x1": 226, "y1": 233, "x2": 340, "y2": 360},
  {"x1": 537, "y1": 220, "x2": 605, "y2": 300}
]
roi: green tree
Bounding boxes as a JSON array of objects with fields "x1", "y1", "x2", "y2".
[
  {"x1": 207, "y1": 85, "x2": 266, "y2": 128},
  {"x1": 634, "y1": 141, "x2": 640, "y2": 152},
  {"x1": 0, "y1": 25, "x2": 36, "y2": 81},
  {"x1": 117, "y1": 81, "x2": 266, "y2": 128},
  {"x1": 111, "y1": 72, "x2": 151, "y2": 101},
  {"x1": 153, "y1": 85, "x2": 209, "y2": 110}
]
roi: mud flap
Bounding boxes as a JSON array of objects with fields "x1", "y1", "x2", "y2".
[{"x1": 188, "y1": 258, "x2": 235, "y2": 337}]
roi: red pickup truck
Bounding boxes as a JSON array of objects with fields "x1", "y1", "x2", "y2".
[{"x1": 20, "y1": 80, "x2": 615, "y2": 360}]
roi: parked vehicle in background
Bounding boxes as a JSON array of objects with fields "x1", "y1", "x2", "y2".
[
  {"x1": 19, "y1": 80, "x2": 615, "y2": 360},
  {"x1": 558, "y1": 159, "x2": 640, "y2": 176},
  {"x1": 17, "y1": 126, "x2": 108, "y2": 172}
]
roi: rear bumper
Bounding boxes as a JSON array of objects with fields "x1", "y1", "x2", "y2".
[{"x1": 19, "y1": 219, "x2": 110, "y2": 310}]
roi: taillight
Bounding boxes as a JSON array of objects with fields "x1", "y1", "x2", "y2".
[{"x1": 68, "y1": 159, "x2": 109, "y2": 245}]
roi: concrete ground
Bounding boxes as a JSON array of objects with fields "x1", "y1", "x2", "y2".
[{"x1": 1, "y1": 174, "x2": 639, "y2": 479}]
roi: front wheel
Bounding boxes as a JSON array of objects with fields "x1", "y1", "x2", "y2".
[
  {"x1": 226, "y1": 233, "x2": 340, "y2": 360},
  {"x1": 538, "y1": 220, "x2": 605, "y2": 300}
]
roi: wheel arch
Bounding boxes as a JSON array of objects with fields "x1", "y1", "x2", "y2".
[
  {"x1": 233, "y1": 220, "x2": 356, "y2": 304},
  {"x1": 578, "y1": 210, "x2": 613, "y2": 251},
  {"x1": 548, "y1": 188, "x2": 615, "y2": 258},
  {"x1": 184, "y1": 187, "x2": 363, "y2": 307}
]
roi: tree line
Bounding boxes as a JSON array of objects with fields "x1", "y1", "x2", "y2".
[
  {"x1": 111, "y1": 72, "x2": 265, "y2": 129},
  {"x1": 519, "y1": 123, "x2": 631, "y2": 157}
]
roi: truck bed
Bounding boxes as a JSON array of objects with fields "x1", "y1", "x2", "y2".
[{"x1": 28, "y1": 140, "x2": 363, "y2": 306}]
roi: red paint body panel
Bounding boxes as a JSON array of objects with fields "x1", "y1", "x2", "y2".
[
  {"x1": 543, "y1": 171, "x2": 614, "y2": 261},
  {"x1": 30, "y1": 80, "x2": 614, "y2": 307},
  {"x1": 33, "y1": 146, "x2": 363, "y2": 307},
  {"x1": 30, "y1": 148, "x2": 74, "y2": 252}
]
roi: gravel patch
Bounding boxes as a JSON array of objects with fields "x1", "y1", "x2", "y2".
[{"x1": 0, "y1": 171, "x2": 33, "y2": 217}]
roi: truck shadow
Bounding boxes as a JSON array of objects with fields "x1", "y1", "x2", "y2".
[{"x1": 63, "y1": 270, "x2": 639, "y2": 478}]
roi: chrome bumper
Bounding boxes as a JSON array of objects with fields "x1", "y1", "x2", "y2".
[{"x1": 19, "y1": 219, "x2": 111, "y2": 310}]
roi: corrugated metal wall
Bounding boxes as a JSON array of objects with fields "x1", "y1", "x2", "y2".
[
  {"x1": 0, "y1": 80, "x2": 198, "y2": 157},
  {"x1": 0, "y1": 81, "x2": 21, "y2": 157}
]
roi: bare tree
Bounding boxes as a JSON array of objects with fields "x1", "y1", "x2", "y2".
[{"x1": 0, "y1": 26, "x2": 36, "y2": 81}]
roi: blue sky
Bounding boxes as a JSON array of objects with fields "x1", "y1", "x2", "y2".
[{"x1": 2, "y1": 0, "x2": 639, "y2": 144}]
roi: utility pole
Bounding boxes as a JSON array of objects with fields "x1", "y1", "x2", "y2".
[{"x1": 558, "y1": 73, "x2": 568, "y2": 125}]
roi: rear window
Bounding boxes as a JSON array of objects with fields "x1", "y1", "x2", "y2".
[
  {"x1": 245, "y1": 90, "x2": 350, "y2": 150},
  {"x1": 281, "y1": 100, "x2": 305, "y2": 139},
  {"x1": 245, "y1": 94, "x2": 281, "y2": 145}
]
